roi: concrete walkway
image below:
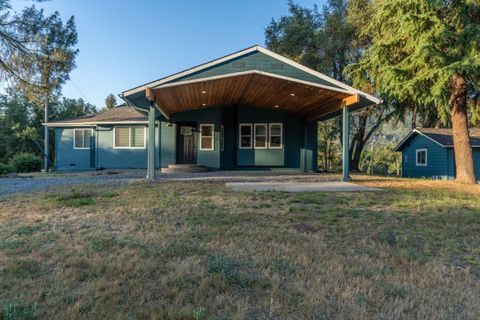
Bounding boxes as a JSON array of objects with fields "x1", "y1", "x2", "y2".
[{"x1": 227, "y1": 181, "x2": 381, "y2": 192}]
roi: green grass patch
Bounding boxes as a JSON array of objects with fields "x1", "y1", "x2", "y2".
[
  {"x1": 88, "y1": 236, "x2": 118, "y2": 252},
  {"x1": 2, "y1": 302, "x2": 37, "y2": 320},
  {"x1": 56, "y1": 189, "x2": 95, "y2": 207}
]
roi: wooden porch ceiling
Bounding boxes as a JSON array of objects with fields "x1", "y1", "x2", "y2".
[{"x1": 146, "y1": 71, "x2": 359, "y2": 121}]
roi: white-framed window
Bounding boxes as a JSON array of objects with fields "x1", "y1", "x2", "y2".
[
  {"x1": 220, "y1": 125, "x2": 225, "y2": 152},
  {"x1": 114, "y1": 126, "x2": 146, "y2": 149},
  {"x1": 73, "y1": 128, "x2": 93, "y2": 149},
  {"x1": 416, "y1": 148, "x2": 427, "y2": 166},
  {"x1": 239, "y1": 124, "x2": 252, "y2": 149},
  {"x1": 254, "y1": 123, "x2": 267, "y2": 149},
  {"x1": 200, "y1": 124, "x2": 214, "y2": 151},
  {"x1": 269, "y1": 123, "x2": 283, "y2": 149}
]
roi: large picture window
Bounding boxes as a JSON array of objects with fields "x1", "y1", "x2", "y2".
[
  {"x1": 114, "y1": 126, "x2": 146, "y2": 148},
  {"x1": 416, "y1": 149, "x2": 427, "y2": 166},
  {"x1": 74, "y1": 129, "x2": 92, "y2": 149},
  {"x1": 269, "y1": 123, "x2": 283, "y2": 149},
  {"x1": 254, "y1": 124, "x2": 267, "y2": 149},
  {"x1": 239, "y1": 124, "x2": 252, "y2": 149},
  {"x1": 200, "y1": 124, "x2": 214, "y2": 151}
]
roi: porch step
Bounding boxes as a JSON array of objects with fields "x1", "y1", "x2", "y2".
[{"x1": 161, "y1": 164, "x2": 208, "y2": 173}]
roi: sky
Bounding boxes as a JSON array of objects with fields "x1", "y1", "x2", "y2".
[{"x1": 10, "y1": 0, "x2": 324, "y2": 109}]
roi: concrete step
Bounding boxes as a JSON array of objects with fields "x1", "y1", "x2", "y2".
[
  {"x1": 167, "y1": 164, "x2": 203, "y2": 169},
  {"x1": 161, "y1": 165, "x2": 208, "y2": 173}
]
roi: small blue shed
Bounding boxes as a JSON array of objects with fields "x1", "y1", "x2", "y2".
[{"x1": 395, "y1": 128, "x2": 480, "y2": 181}]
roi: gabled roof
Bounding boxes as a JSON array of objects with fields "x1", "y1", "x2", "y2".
[
  {"x1": 45, "y1": 105, "x2": 148, "y2": 127},
  {"x1": 120, "y1": 45, "x2": 381, "y2": 120},
  {"x1": 395, "y1": 128, "x2": 480, "y2": 151},
  {"x1": 121, "y1": 45, "x2": 381, "y2": 105}
]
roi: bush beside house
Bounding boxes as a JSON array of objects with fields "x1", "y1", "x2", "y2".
[{"x1": 0, "y1": 153, "x2": 42, "y2": 175}]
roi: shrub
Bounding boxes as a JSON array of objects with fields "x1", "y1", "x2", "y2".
[
  {"x1": 0, "y1": 163, "x2": 14, "y2": 175},
  {"x1": 9, "y1": 153, "x2": 42, "y2": 173}
]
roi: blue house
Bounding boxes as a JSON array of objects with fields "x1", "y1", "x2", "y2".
[
  {"x1": 46, "y1": 45, "x2": 380, "y2": 178},
  {"x1": 395, "y1": 128, "x2": 480, "y2": 181}
]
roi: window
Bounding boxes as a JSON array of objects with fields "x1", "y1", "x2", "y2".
[
  {"x1": 220, "y1": 125, "x2": 225, "y2": 152},
  {"x1": 200, "y1": 124, "x2": 214, "y2": 151},
  {"x1": 114, "y1": 126, "x2": 146, "y2": 148},
  {"x1": 416, "y1": 149, "x2": 427, "y2": 166},
  {"x1": 74, "y1": 129, "x2": 92, "y2": 149},
  {"x1": 254, "y1": 124, "x2": 267, "y2": 149},
  {"x1": 239, "y1": 124, "x2": 252, "y2": 149},
  {"x1": 269, "y1": 123, "x2": 283, "y2": 149}
]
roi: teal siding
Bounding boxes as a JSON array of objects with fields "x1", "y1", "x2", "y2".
[
  {"x1": 55, "y1": 125, "x2": 159, "y2": 171},
  {"x1": 403, "y1": 136, "x2": 480, "y2": 182},
  {"x1": 160, "y1": 120, "x2": 176, "y2": 168},
  {"x1": 446, "y1": 148, "x2": 455, "y2": 180},
  {"x1": 168, "y1": 51, "x2": 342, "y2": 89},
  {"x1": 474, "y1": 149, "x2": 480, "y2": 182},
  {"x1": 303, "y1": 121, "x2": 318, "y2": 172},
  {"x1": 55, "y1": 128, "x2": 92, "y2": 171},
  {"x1": 402, "y1": 135, "x2": 450, "y2": 179},
  {"x1": 55, "y1": 106, "x2": 319, "y2": 172},
  {"x1": 236, "y1": 106, "x2": 286, "y2": 167},
  {"x1": 168, "y1": 106, "x2": 223, "y2": 169}
]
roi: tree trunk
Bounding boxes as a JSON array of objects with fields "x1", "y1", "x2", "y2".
[
  {"x1": 450, "y1": 75, "x2": 476, "y2": 184},
  {"x1": 411, "y1": 105, "x2": 417, "y2": 129}
]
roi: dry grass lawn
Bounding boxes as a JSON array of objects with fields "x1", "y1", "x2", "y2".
[{"x1": 0, "y1": 176, "x2": 479, "y2": 319}]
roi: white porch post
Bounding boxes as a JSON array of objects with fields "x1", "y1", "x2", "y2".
[
  {"x1": 147, "y1": 102, "x2": 156, "y2": 179},
  {"x1": 342, "y1": 103, "x2": 350, "y2": 182}
]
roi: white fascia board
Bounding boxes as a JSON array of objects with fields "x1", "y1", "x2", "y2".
[
  {"x1": 122, "y1": 45, "x2": 381, "y2": 105},
  {"x1": 122, "y1": 46, "x2": 260, "y2": 96},
  {"x1": 257, "y1": 46, "x2": 382, "y2": 105},
  {"x1": 44, "y1": 121, "x2": 148, "y2": 127}
]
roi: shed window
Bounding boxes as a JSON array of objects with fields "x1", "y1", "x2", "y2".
[
  {"x1": 269, "y1": 123, "x2": 283, "y2": 149},
  {"x1": 74, "y1": 129, "x2": 92, "y2": 149},
  {"x1": 200, "y1": 124, "x2": 214, "y2": 151},
  {"x1": 254, "y1": 124, "x2": 267, "y2": 149},
  {"x1": 416, "y1": 149, "x2": 427, "y2": 166},
  {"x1": 239, "y1": 124, "x2": 252, "y2": 149},
  {"x1": 114, "y1": 127, "x2": 146, "y2": 148}
]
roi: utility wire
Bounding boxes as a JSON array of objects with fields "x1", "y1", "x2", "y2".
[{"x1": 69, "y1": 78, "x2": 92, "y2": 104}]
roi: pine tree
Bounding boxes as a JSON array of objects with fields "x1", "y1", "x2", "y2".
[
  {"x1": 105, "y1": 93, "x2": 117, "y2": 109},
  {"x1": 347, "y1": 0, "x2": 480, "y2": 184}
]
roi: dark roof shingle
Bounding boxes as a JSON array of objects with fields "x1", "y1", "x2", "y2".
[
  {"x1": 416, "y1": 128, "x2": 480, "y2": 146},
  {"x1": 49, "y1": 105, "x2": 147, "y2": 124},
  {"x1": 396, "y1": 128, "x2": 480, "y2": 151}
]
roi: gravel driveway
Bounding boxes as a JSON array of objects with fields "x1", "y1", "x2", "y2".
[{"x1": 0, "y1": 170, "x2": 340, "y2": 198}]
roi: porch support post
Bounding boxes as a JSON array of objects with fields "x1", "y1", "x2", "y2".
[
  {"x1": 342, "y1": 103, "x2": 350, "y2": 182},
  {"x1": 147, "y1": 102, "x2": 156, "y2": 179}
]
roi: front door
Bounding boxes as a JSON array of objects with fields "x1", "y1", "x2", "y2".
[{"x1": 176, "y1": 123, "x2": 197, "y2": 164}]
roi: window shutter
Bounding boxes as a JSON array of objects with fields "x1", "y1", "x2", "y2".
[
  {"x1": 115, "y1": 127, "x2": 130, "y2": 147},
  {"x1": 131, "y1": 127, "x2": 145, "y2": 147},
  {"x1": 74, "y1": 130, "x2": 83, "y2": 148}
]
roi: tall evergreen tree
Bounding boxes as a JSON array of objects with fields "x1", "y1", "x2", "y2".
[
  {"x1": 11, "y1": 7, "x2": 78, "y2": 171},
  {"x1": 347, "y1": 0, "x2": 480, "y2": 184},
  {"x1": 105, "y1": 93, "x2": 117, "y2": 109}
]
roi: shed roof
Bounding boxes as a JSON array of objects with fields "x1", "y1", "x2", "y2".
[
  {"x1": 45, "y1": 105, "x2": 148, "y2": 127},
  {"x1": 395, "y1": 128, "x2": 480, "y2": 151}
]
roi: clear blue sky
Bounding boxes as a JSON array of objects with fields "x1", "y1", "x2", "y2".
[{"x1": 11, "y1": 0, "x2": 324, "y2": 109}]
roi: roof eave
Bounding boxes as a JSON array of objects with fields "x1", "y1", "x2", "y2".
[
  {"x1": 121, "y1": 45, "x2": 380, "y2": 106},
  {"x1": 44, "y1": 121, "x2": 149, "y2": 127}
]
